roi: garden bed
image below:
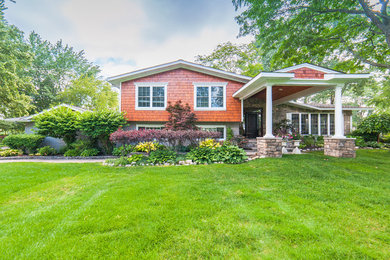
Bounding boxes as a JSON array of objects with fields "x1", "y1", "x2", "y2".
[{"x1": 0, "y1": 155, "x2": 118, "y2": 160}]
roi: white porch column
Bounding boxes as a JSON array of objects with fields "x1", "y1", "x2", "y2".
[
  {"x1": 264, "y1": 84, "x2": 274, "y2": 138},
  {"x1": 334, "y1": 84, "x2": 345, "y2": 138}
]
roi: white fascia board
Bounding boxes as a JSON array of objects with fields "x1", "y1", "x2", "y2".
[
  {"x1": 275, "y1": 63, "x2": 342, "y2": 74},
  {"x1": 232, "y1": 72, "x2": 294, "y2": 98},
  {"x1": 324, "y1": 73, "x2": 371, "y2": 81},
  {"x1": 107, "y1": 60, "x2": 252, "y2": 85},
  {"x1": 287, "y1": 101, "x2": 321, "y2": 110}
]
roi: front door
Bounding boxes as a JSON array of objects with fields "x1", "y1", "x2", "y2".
[{"x1": 245, "y1": 112, "x2": 259, "y2": 138}]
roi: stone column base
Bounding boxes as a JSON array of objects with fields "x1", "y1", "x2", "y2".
[
  {"x1": 324, "y1": 137, "x2": 356, "y2": 158},
  {"x1": 256, "y1": 137, "x2": 282, "y2": 158}
]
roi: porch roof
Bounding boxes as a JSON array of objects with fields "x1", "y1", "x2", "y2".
[{"x1": 233, "y1": 63, "x2": 371, "y2": 103}]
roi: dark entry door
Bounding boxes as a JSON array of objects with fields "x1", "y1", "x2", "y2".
[{"x1": 245, "y1": 112, "x2": 259, "y2": 138}]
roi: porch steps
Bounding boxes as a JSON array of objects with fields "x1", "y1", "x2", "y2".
[{"x1": 245, "y1": 139, "x2": 258, "y2": 158}]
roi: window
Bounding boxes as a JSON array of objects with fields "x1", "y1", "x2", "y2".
[
  {"x1": 320, "y1": 114, "x2": 328, "y2": 135},
  {"x1": 197, "y1": 125, "x2": 226, "y2": 140},
  {"x1": 194, "y1": 83, "x2": 226, "y2": 110},
  {"x1": 301, "y1": 114, "x2": 309, "y2": 134},
  {"x1": 291, "y1": 114, "x2": 299, "y2": 133},
  {"x1": 311, "y1": 114, "x2": 319, "y2": 135},
  {"x1": 136, "y1": 124, "x2": 164, "y2": 130},
  {"x1": 329, "y1": 114, "x2": 335, "y2": 135},
  {"x1": 135, "y1": 83, "x2": 167, "y2": 110}
]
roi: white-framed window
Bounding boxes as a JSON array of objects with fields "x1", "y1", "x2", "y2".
[
  {"x1": 193, "y1": 83, "x2": 227, "y2": 111},
  {"x1": 136, "y1": 124, "x2": 165, "y2": 130},
  {"x1": 197, "y1": 125, "x2": 226, "y2": 140},
  {"x1": 135, "y1": 82, "x2": 168, "y2": 110},
  {"x1": 287, "y1": 113, "x2": 335, "y2": 135}
]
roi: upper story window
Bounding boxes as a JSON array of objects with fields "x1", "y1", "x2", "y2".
[
  {"x1": 135, "y1": 82, "x2": 167, "y2": 110},
  {"x1": 193, "y1": 83, "x2": 227, "y2": 111}
]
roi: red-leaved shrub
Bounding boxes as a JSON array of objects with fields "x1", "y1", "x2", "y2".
[{"x1": 110, "y1": 129, "x2": 220, "y2": 147}]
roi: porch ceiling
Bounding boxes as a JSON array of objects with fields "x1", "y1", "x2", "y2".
[{"x1": 251, "y1": 85, "x2": 313, "y2": 102}]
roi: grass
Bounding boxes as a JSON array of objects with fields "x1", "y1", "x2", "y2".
[{"x1": 0, "y1": 149, "x2": 389, "y2": 259}]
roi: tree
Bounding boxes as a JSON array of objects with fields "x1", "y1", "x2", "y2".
[
  {"x1": 59, "y1": 75, "x2": 118, "y2": 110},
  {"x1": 233, "y1": 0, "x2": 390, "y2": 71},
  {"x1": 0, "y1": 2, "x2": 35, "y2": 118},
  {"x1": 195, "y1": 42, "x2": 264, "y2": 77},
  {"x1": 357, "y1": 113, "x2": 390, "y2": 143},
  {"x1": 78, "y1": 110, "x2": 126, "y2": 154},
  {"x1": 33, "y1": 106, "x2": 80, "y2": 145},
  {"x1": 27, "y1": 32, "x2": 100, "y2": 112},
  {"x1": 164, "y1": 101, "x2": 198, "y2": 130}
]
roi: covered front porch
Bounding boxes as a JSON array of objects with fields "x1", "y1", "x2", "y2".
[{"x1": 233, "y1": 64, "x2": 370, "y2": 158}]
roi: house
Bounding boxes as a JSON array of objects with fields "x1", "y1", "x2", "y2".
[
  {"x1": 5, "y1": 104, "x2": 87, "y2": 151},
  {"x1": 108, "y1": 60, "x2": 371, "y2": 157}
]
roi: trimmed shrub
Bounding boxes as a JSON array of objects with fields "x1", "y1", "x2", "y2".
[
  {"x1": 199, "y1": 138, "x2": 221, "y2": 149},
  {"x1": 3, "y1": 134, "x2": 44, "y2": 154},
  {"x1": 148, "y1": 150, "x2": 177, "y2": 164},
  {"x1": 80, "y1": 148, "x2": 100, "y2": 157},
  {"x1": 0, "y1": 149, "x2": 23, "y2": 157},
  {"x1": 38, "y1": 146, "x2": 57, "y2": 156}
]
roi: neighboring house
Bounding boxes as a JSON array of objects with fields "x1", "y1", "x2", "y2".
[
  {"x1": 5, "y1": 104, "x2": 87, "y2": 151},
  {"x1": 108, "y1": 60, "x2": 371, "y2": 140}
]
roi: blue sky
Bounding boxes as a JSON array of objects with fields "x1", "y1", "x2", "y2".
[{"x1": 5, "y1": 0, "x2": 252, "y2": 77}]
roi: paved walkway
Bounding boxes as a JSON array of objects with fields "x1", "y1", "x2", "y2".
[{"x1": 0, "y1": 159, "x2": 105, "y2": 163}]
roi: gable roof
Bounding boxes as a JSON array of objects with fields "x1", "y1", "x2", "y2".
[
  {"x1": 275, "y1": 63, "x2": 344, "y2": 74},
  {"x1": 4, "y1": 104, "x2": 88, "y2": 123},
  {"x1": 107, "y1": 59, "x2": 252, "y2": 87},
  {"x1": 288, "y1": 101, "x2": 373, "y2": 111}
]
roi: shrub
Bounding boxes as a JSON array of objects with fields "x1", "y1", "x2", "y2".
[
  {"x1": 3, "y1": 134, "x2": 44, "y2": 154},
  {"x1": 0, "y1": 149, "x2": 23, "y2": 157},
  {"x1": 382, "y1": 133, "x2": 390, "y2": 143},
  {"x1": 164, "y1": 100, "x2": 198, "y2": 130},
  {"x1": 301, "y1": 135, "x2": 316, "y2": 148},
  {"x1": 199, "y1": 138, "x2": 221, "y2": 149},
  {"x1": 80, "y1": 148, "x2": 100, "y2": 157},
  {"x1": 186, "y1": 147, "x2": 215, "y2": 164},
  {"x1": 356, "y1": 113, "x2": 390, "y2": 143},
  {"x1": 354, "y1": 136, "x2": 366, "y2": 147},
  {"x1": 212, "y1": 145, "x2": 247, "y2": 164},
  {"x1": 105, "y1": 154, "x2": 146, "y2": 166},
  {"x1": 365, "y1": 141, "x2": 383, "y2": 148},
  {"x1": 78, "y1": 110, "x2": 126, "y2": 154},
  {"x1": 226, "y1": 127, "x2": 234, "y2": 142},
  {"x1": 148, "y1": 150, "x2": 177, "y2": 164},
  {"x1": 128, "y1": 154, "x2": 147, "y2": 164},
  {"x1": 110, "y1": 129, "x2": 220, "y2": 147},
  {"x1": 112, "y1": 145, "x2": 134, "y2": 156},
  {"x1": 33, "y1": 106, "x2": 80, "y2": 145},
  {"x1": 135, "y1": 141, "x2": 159, "y2": 154},
  {"x1": 38, "y1": 146, "x2": 57, "y2": 156},
  {"x1": 64, "y1": 149, "x2": 80, "y2": 157}
]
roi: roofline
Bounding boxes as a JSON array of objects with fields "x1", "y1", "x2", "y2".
[
  {"x1": 106, "y1": 59, "x2": 252, "y2": 86},
  {"x1": 275, "y1": 63, "x2": 345, "y2": 74},
  {"x1": 287, "y1": 101, "x2": 374, "y2": 111}
]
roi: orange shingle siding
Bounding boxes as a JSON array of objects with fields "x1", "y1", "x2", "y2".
[
  {"x1": 288, "y1": 67, "x2": 325, "y2": 79},
  {"x1": 121, "y1": 68, "x2": 244, "y2": 122}
]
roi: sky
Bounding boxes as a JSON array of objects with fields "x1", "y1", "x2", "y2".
[{"x1": 5, "y1": 0, "x2": 253, "y2": 77}]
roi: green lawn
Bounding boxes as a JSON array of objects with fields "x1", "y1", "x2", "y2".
[{"x1": 0, "y1": 150, "x2": 389, "y2": 259}]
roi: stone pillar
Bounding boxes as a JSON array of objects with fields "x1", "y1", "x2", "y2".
[
  {"x1": 257, "y1": 137, "x2": 282, "y2": 158},
  {"x1": 324, "y1": 137, "x2": 356, "y2": 158}
]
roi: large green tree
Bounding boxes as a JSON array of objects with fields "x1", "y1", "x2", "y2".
[{"x1": 0, "y1": 0, "x2": 35, "y2": 117}]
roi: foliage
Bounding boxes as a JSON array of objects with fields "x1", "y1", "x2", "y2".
[
  {"x1": 63, "y1": 149, "x2": 80, "y2": 157},
  {"x1": 226, "y1": 127, "x2": 234, "y2": 142},
  {"x1": 382, "y1": 133, "x2": 390, "y2": 143},
  {"x1": 0, "y1": 17, "x2": 34, "y2": 117},
  {"x1": 187, "y1": 144, "x2": 247, "y2": 164},
  {"x1": 356, "y1": 113, "x2": 390, "y2": 143},
  {"x1": 78, "y1": 110, "x2": 126, "y2": 154},
  {"x1": 195, "y1": 42, "x2": 264, "y2": 76},
  {"x1": 64, "y1": 140, "x2": 95, "y2": 157},
  {"x1": 80, "y1": 148, "x2": 100, "y2": 157},
  {"x1": 199, "y1": 139, "x2": 221, "y2": 149},
  {"x1": 274, "y1": 119, "x2": 294, "y2": 137},
  {"x1": 148, "y1": 150, "x2": 178, "y2": 164},
  {"x1": 0, "y1": 120, "x2": 24, "y2": 134},
  {"x1": 233, "y1": 0, "x2": 390, "y2": 71},
  {"x1": 33, "y1": 106, "x2": 80, "y2": 145},
  {"x1": 60, "y1": 75, "x2": 118, "y2": 110},
  {"x1": 112, "y1": 145, "x2": 134, "y2": 156},
  {"x1": 165, "y1": 100, "x2": 198, "y2": 130},
  {"x1": 0, "y1": 149, "x2": 22, "y2": 157},
  {"x1": 301, "y1": 135, "x2": 316, "y2": 148},
  {"x1": 37, "y1": 146, "x2": 57, "y2": 156},
  {"x1": 227, "y1": 135, "x2": 248, "y2": 148},
  {"x1": 110, "y1": 129, "x2": 221, "y2": 147},
  {"x1": 26, "y1": 32, "x2": 100, "y2": 112},
  {"x1": 135, "y1": 142, "x2": 159, "y2": 154},
  {"x1": 2, "y1": 134, "x2": 44, "y2": 154},
  {"x1": 105, "y1": 154, "x2": 147, "y2": 166}
]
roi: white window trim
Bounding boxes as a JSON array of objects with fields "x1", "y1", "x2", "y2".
[
  {"x1": 136, "y1": 124, "x2": 165, "y2": 130},
  {"x1": 197, "y1": 124, "x2": 226, "y2": 140},
  {"x1": 288, "y1": 112, "x2": 336, "y2": 136},
  {"x1": 193, "y1": 82, "x2": 227, "y2": 111},
  {"x1": 135, "y1": 82, "x2": 168, "y2": 110}
]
